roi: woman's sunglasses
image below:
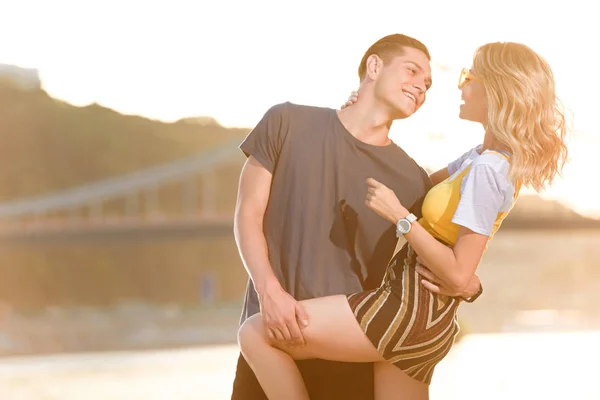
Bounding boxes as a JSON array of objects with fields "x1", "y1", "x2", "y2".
[{"x1": 458, "y1": 68, "x2": 478, "y2": 89}]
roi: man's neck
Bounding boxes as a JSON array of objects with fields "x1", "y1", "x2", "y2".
[{"x1": 336, "y1": 98, "x2": 394, "y2": 147}]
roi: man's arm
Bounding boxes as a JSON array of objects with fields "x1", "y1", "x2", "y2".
[
  {"x1": 234, "y1": 156, "x2": 308, "y2": 345},
  {"x1": 415, "y1": 259, "x2": 483, "y2": 300},
  {"x1": 429, "y1": 167, "x2": 449, "y2": 185},
  {"x1": 429, "y1": 146, "x2": 480, "y2": 186}
]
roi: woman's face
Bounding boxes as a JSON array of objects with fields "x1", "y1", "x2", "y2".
[{"x1": 458, "y1": 68, "x2": 488, "y2": 124}]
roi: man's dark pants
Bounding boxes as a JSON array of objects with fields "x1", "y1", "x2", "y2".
[{"x1": 231, "y1": 353, "x2": 374, "y2": 400}]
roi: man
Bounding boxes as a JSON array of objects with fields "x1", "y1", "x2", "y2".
[{"x1": 231, "y1": 33, "x2": 480, "y2": 400}]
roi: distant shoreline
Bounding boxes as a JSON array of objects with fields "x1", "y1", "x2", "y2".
[{"x1": 501, "y1": 218, "x2": 600, "y2": 230}]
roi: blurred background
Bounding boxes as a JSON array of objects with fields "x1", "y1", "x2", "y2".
[{"x1": 0, "y1": 0, "x2": 598, "y2": 399}]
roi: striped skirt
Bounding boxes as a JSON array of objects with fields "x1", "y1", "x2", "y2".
[{"x1": 347, "y1": 244, "x2": 461, "y2": 384}]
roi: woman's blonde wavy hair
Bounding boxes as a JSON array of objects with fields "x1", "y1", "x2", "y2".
[{"x1": 472, "y1": 42, "x2": 568, "y2": 192}]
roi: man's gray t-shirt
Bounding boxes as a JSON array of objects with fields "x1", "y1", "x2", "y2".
[{"x1": 239, "y1": 102, "x2": 431, "y2": 322}]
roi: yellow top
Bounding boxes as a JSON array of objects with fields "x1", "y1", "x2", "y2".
[{"x1": 419, "y1": 151, "x2": 521, "y2": 247}]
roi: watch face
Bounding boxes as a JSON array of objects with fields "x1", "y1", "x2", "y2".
[{"x1": 397, "y1": 219, "x2": 411, "y2": 234}]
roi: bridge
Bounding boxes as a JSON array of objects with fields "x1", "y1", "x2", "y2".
[{"x1": 0, "y1": 140, "x2": 244, "y2": 242}]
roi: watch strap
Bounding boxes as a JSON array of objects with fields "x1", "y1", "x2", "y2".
[
  {"x1": 406, "y1": 213, "x2": 417, "y2": 223},
  {"x1": 460, "y1": 283, "x2": 483, "y2": 303}
]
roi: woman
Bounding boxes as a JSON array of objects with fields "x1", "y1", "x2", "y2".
[{"x1": 237, "y1": 42, "x2": 568, "y2": 399}]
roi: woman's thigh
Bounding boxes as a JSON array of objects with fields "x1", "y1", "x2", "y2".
[
  {"x1": 273, "y1": 294, "x2": 385, "y2": 363},
  {"x1": 374, "y1": 361, "x2": 429, "y2": 400}
]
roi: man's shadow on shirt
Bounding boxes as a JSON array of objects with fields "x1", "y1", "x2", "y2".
[{"x1": 330, "y1": 200, "x2": 397, "y2": 291}]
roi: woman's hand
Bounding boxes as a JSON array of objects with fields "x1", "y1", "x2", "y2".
[
  {"x1": 341, "y1": 90, "x2": 359, "y2": 109},
  {"x1": 365, "y1": 178, "x2": 408, "y2": 224}
]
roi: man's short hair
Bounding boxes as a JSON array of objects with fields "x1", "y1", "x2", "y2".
[{"x1": 358, "y1": 34, "x2": 431, "y2": 81}]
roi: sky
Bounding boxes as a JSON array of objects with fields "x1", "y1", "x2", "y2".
[{"x1": 0, "y1": 0, "x2": 598, "y2": 216}]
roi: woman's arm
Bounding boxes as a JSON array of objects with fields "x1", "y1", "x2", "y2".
[
  {"x1": 402, "y1": 221, "x2": 486, "y2": 292},
  {"x1": 366, "y1": 178, "x2": 487, "y2": 293},
  {"x1": 416, "y1": 259, "x2": 483, "y2": 300}
]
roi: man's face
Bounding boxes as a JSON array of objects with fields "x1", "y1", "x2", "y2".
[{"x1": 372, "y1": 47, "x2": 432, "y2": 119}]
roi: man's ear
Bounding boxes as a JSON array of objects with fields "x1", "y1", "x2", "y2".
[{"x1": 365, "y1": 54, "x2": 383, "y2": 80}]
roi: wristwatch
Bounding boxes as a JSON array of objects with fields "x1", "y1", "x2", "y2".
[
  {"x1": 461, "y1": 284, "x2": 483, "y2": 303},
  {"x1": 396, "y1": 213, "x2": 417, "y2": 237}
]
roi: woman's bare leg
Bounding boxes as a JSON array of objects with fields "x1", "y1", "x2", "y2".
[
  {"x1": 238, "y1": 295, "x2": 384, "y2": 400},
  {"x1": 238, "y1": 294, "x2": 429, "y2": 400},
  {"x1": 374, "y1": 361, "x2": 429, "y2": 400}
]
